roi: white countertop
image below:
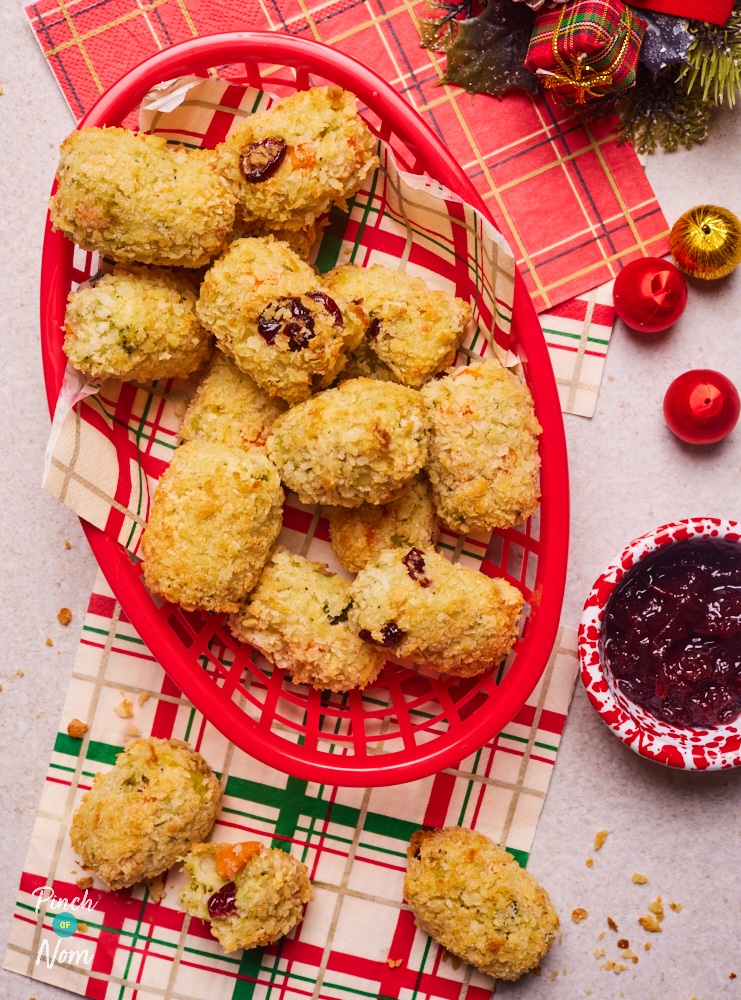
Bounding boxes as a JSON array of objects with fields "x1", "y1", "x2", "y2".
[{"x1": 2, "y1": 4, "x2": 741, "y2": 997}]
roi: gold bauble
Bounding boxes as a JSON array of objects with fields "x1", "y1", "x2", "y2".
[{"x1": 669, "y1": 205, "x2": 741, "y2": 280}]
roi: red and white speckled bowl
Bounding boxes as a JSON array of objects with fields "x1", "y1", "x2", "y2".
[{"x1": 578, "y1": 517, "x2": 741, "y2": 770}]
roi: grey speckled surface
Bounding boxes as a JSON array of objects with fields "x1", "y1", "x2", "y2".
[{"x1": 2, "y1": 5, "x2": 741, "y2": 997}]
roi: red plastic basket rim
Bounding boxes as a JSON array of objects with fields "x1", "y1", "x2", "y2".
[{"x1": 41, "y1": 31, "x2": 570, "y2": 786}]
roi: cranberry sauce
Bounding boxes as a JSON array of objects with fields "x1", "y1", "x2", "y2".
[{"x1": 601, "y1": 537, "x2": 741, "y2": 727}]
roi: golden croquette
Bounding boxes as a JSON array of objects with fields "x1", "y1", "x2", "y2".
[
  {"x1": 141, "y1": 440, "x2": 284, "y2": 614},
  {"x1": 349, "y1": 546, "x2": 523, "y2": 676},
  {"x1": 420, "y1": 358, "x2": 542, "y2": 533},
  {"x1": 230, "y1": 546, "x2": 386, "y2": 693},
  {"x1": 404, "y1": 826, "x2": 559, "y2": 981},
  {"x1": 49, "y1": 127, "x2": 236, "y2": 267},
  {"x1": 69, "y1": 738, "x2": 222, "y2": 891},
  {"x1": 327, "y1": 475, "x2": 439, "y2": 573},
  {"x1": 196, "y1": 237, "x2": 366, "y2": 404},
  {"x1": 63, "y1": 265, "x2": 211, "y2": 382},
  {"x1": 178, "y1": 841, "x2": 312, "y2": 953},
  {"x1": 178, "y1": 351, "x2": 287, "y2": 453},
  {"x1": 217, "y1": 86, "x2": 377, "y2": 235},
  {"x1": 323, "y1": 263, "x2": 472, "y2": 387},
  {"x1": 266, "y1": 377, "x2": 431, "y2": 507}
]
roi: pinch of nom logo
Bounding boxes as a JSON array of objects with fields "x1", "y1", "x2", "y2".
[{"x1": 32, "y1": 886, "x2": 96, "y2": 970}]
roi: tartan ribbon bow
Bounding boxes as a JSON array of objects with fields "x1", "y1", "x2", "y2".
[{"x1": 536, "y1": 3, "x2": 634, "y2": 105}]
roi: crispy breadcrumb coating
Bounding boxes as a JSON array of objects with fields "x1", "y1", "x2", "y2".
[
  {"x1": 141, "y1": 440, "x2": 284, "y2": 613},
  {"x1": 217, "y1": 86, "x2": 377, "y2": 235},
  {"x1": 179, "y1": 351, "x2": 287, "y2": 452},
  {"x1": 266, "y1": 377, "x2": 431, "y2": 507},
  {"x1": 230, "y1": 546, "x2": 386, "y2": 692},
  {"x1": 349, "y1": 546, "x2": 523, "y2": 676},
  {"x1": 421, "y1": 359, "x2": 542, "y2": 533},
  {"x1": 178, "y1": 841, "x2": 312, "y2": 953},
  {"x1": 335, "y1": 339, "x2": 399, "y2": 384},
  {"x1": 70, "y1": 738, "x2": 222, "y2": 890},
  {"x1": 327, "y1": 475, "x2": 439, "y2": 573},
  {"x1": 197, "y1": 237, "x2": 366, "y2": 404},
  {"x1": 323, "y1": 263, "x2": 472, "y2": 387},
  {"x1": 49, "y1": 127, "x2": 236, "y2": 267},
  {"x1": 405, "y1": 826, "x2": 559, "y2": 981},
  {"x1": 63, "y1": 265, "x2": 211, "y2": 381}
]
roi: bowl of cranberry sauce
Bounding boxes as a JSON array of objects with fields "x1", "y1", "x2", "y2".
[{"x1": 579, "y1": 518, "x2": 741, "y2": 770}]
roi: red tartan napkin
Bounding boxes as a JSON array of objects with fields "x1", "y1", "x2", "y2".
[{"x1": 25, "y1": 0, "x2": 669, "y2": 315}]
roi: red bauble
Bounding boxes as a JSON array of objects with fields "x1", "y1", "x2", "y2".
[
  {"x1": 613, "y1": 258, "x2": 688, "y2": 334},
  {"x1": 663, "y1": 370, "x2": 741, "y2": 444}
]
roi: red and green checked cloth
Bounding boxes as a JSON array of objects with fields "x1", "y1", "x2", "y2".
[
  {"x1": 3, "y1": 569, "x2": 580, "y2": 999},
  {"x1": 25, "y1": 0, "x2": 670, "y2": 417}
]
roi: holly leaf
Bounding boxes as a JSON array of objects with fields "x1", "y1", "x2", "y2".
[{"x1": 440, "y1": 0, "x2": 539, "y2": 97}]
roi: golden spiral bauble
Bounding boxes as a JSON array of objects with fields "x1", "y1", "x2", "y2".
[{"x1": 669, "y1": 205, "x2": 741, "y2": 280}]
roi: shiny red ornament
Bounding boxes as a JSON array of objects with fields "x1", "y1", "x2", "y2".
[
  {"x1": 663, "y1": 370, "x2": 741, "y2": 445},
  {"x1": 613, "y1": 258, "x2": 688, "y2": 334}
]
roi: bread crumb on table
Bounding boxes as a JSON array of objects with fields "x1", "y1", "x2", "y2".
[
  {"x1": 76, "y1": 876, "x2": 94, "y2": 890},
  {"x1": 648, "y1": 896, "x2": 664, "y2": 920},
  {"x1": 45, "y1": 638, "x2": 53, "y2": 647},
  {"x1": 600, "y1": 960, "x2": 627, "y2": 974},
  {"x1": 114, "y1": 698, "x2": 134, "y2": 719},
  {"x1": 57, "y1": 607, "x2": 73, "y2": 625},
  {"x1": 571, "y1": 907, "x2": 589, "y2": 923},
  {"x1": 386, "y1": 958, "x2": 403, "y2": 968},
  {"x1": 137, "y1": 691, "x2": 151, "y2": 707},
  {"x1": 669, "y1": 901, "x2": 682, "y2": 912},
  {"x1": 638, "y1": 914, "x2": 662, "y2": 932},
  {"x1": 594, "y1": 829, "x2": 608, "y2": 850},
  {"x1": 67, "y1": 719, "x2": 89, "y2": 739},
  {"x1": 632, "y1": 872, "x2": 648, "y2": 883},
  {"x1": 593, "y1": 948, "x2": 606, "y2": 958},
  {"x1": 16, "y1": 668, "x2": 24, "y2": 677},
  {"x1": 607, "y1": 917, "x2": 618, "y2": 931},
  {"x1": 585, "y1": 858, "x2": 594, "y2": 867},
  {"x1": 65, "y1": 540, "x2": 72, "y2": 549}
]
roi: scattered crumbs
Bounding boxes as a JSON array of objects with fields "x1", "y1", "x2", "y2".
[
  {"x1": 649, "y1": 896, "x2": 664, "y2": 921},
  {"x1": 137, "y1": 691, "x2": 151, "y2": 707},
  {"x1": 572, "y1": 907, "x2": 589, "y2": 923},
  {"x1": 607, "y1": 917, "x2": 618, "y2": 932},
  {"x1": 621, "y1": 948, "x2": 639, "y2": 964},
  {"x1": 77, "y1": 922, "x2": 88, "y2": 934},
  {"x1": 594, "y1": 829, "x2": 608, "y2": 850},
  {"x1": 65, "y1": 540, "x2": 72, "y2": 549},
  {"x1": 598, "y1": 931, "x2": 606, "y2": 941},
  {"x1": 617, "y1": 939, "x2": 629, "y2": 949},
  {"x1": 593, "y1": 948, "x2": 606, "y2": 958},
  {"x1": 114, "y1": 698, "x2": 134, "y2": 719},
  {"x1": 585, "y1": 858, "x2": 594, "y2": 867},
  {"x1": 76, "y1": 876, "x2": 94, "y2": 890},
  {"x1": 386, "y1": 958, "x2": 403, "y2": 968},
  {"x1": 532, "y1": 965, "x2": 542, "y2": 977},
  {"x1": 600, "y1": 960, "x2": 627, "y2": 974},
  {"x1": 57, "y1": 607, "x2": 73, "y2": 626},
  {"x1": 644, "y1": 942, "x2": 651, "y2": 951},
  {"x1": 550, "y1": 970, "x2": 559, "y2": 980},
  {"x1": 632, "y1": 872, "x2": 648, "y2": 884},
  {"x1": 146, "y1": 874, "x2": 166, "y2": 903},
  {"x1": 730, "y1": 971, "x2": 737, "y2": 979},
  {"x1": 0, "y1": 683, "x2": 3, "y2": 693},
  {"x1": 638, "y1": 914, "x2": 662, "y2": 933},
  {"x1": 669, "y1": 901, "x2": 682, "y2": 912},
  {"x1": 67, "y1": 719, "x2": 89, "y2": 740},
  {"x1": 36, "y1": 711, "x2": 42, "y2": 718},
  {"x1": 16, "y1": 668, "x2": 24, "y2": 677},
  {"x1": 125, "y1": 723, "x2": 141, "y2": 739},
  {"x1": 46, "y1": 638, "x2": 53, "y2": 647}
]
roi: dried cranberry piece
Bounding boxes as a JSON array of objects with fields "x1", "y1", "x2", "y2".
[
  {"x1": 307, "y1": 291, "x2": 343, "y2": 327},
  {"x1": 257, "y1": 297, "x2": 315, "y2": 351},
  {"x1": 240, "y1": 138, "x2": 287, "y2": 182},
  {"x1": 359, "y1": 623, "x2": 406, "y2": 647},
  {"x1": 207, "y1": 881, "x2": 238, "y2": 918},
  {"x1": 366, "y1": 317, "x2": 381, "y2": 339},
  {"x1": 402, "y1": 548, "x2": 432, "y2": 588}
]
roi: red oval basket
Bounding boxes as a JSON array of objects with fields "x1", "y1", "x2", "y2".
[{"x1": 41, "y1": 32, "x2": 569, "y2": 786}]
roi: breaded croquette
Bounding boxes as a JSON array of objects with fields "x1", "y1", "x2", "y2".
[
  {"x1": 197, "y1": 236, "x2": 366, "y2": 404},
  {"x1": 334, "y1": 339, "x2": 399, "y2": 385},
  {"x1": 179, "y1": 352, "x2": 287, "y2": 452},
  {"x1": 421, "y1": 358, "x2": 542, "y2": 533},
  {"x1": 178, "y1": 841, "x2": 312, "y2": 953},
  {"x1": 49, "y1": 127, "x2": 236, "y2": 267},
  {"x1": 141, "y1": 440, "x2": 284, "y2": 613},
  {"x1": 217, "y1": 86, "x2": 377, "y2": 236},
  {"x1": 323, "y1": 263, "x2": 472, "y2": 387},
  {"x1": 230, "y1": 546, "x2": 386, "y2": 692},
  {"x1": 327, "y1": 475, "x2": 439, "y2": 573},
  {"x1": 63, "y1": 265, "x2": 211, "y2": 381},
  {"x1": 404, "y1": 827, "x2": 559, "y2": 981},
  {"x1": 349, "y1": 546, "x2": 523, "y2": 676},
  {"x1": 266, "y1": 377, "x2": 430, "y2": 507},
  {"x1": 70, "y1": 738, "x2": 222, "y2": 891}
]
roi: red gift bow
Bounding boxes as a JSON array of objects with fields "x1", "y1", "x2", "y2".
[{"x1": 628, "y1": 0, "x2": 733, "y2": 24}]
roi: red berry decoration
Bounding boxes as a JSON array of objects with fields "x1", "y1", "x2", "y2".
[
  {"x1": 613, "y1": 258, "x2": 688, "y2": 333},
  {"x1": 663, "y1": 369, "x2": 741, "y2": 444}
]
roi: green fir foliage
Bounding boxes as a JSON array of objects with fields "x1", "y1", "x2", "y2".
[
  {"x1": 609, "y1": 65, "x2": 712, "y2": 153},
  {"x1": 680, "y1": 7, "x2": 741, "y2": 107}
]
